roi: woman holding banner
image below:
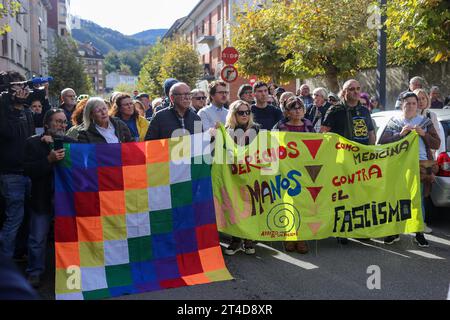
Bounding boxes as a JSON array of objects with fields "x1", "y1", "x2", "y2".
[
  {"x1": 379, "y1": 92, "x2": 440, "y2": 248},
  {"x1": 222, "y1": 100, "x2": 260, "y2": 256},
  {"x1": 273, "y1": 96, "x2": 314, "y2": 254}
]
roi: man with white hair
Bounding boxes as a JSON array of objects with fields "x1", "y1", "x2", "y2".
[
  {"x1": 59, "y1": 88, "x2": 77, "y2": 129},
  {"x1": 395, "y1": 76, "x2": 425, "y2": 110},
  {"x1": 305, "y1": 87, "x2": 332, "y2": 133}
]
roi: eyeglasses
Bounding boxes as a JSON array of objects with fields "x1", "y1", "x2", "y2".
[
  {"x1": 243, "y1": 91, "x2": 253, "y2": 95},
  {"x1": 121, "y1": 102, "x2": 134, "y2": 107},
  {"x1": 193, "y1": 96, "x2": 207, "y2": 101},
  {"x1": 54, "y1": 119, "x2": 68, "y2": 125},
  {"x1": 347, "y1": 87, "x2": 361, "y2": 92},
  {"x1": 173, "y1": 93, "x2": 192, "y2": 99},
  {"x1": 236, "y1": 110, "x2": 251, "y2": 116}
]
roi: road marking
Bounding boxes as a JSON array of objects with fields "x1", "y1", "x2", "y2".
[
  {"x1": 356, "y1": 239, "x2": 411, "y2": 258},
  {"x1": 256, "y1": 243, "x2": 320, "y2": 270},
  {"x1": 419, "y1": 234, "x2": 450, "y2": 247},
  {"x1": 407, "y1": 250, "x2": 446, "y2": 260}
]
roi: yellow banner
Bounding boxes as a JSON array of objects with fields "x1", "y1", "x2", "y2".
[{"x1": 212, "y1": 127, "x2": 423, "y2": 241}]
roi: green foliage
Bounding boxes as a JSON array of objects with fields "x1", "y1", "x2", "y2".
[
  {"x1": 232, "y1": 3, "x2": 295, "y2": 83},
  {"x1": 105, "y1": 46, "x2": 150, "y2": 75},
  {"x1": 0, "y1": 0, "x2": 21, "y2": 35},
  {"x1": 138, "y1": 41, "x2": 166, "y2": 97},
  {"x1": 48, "y1": 37, "x2": 94, "y2": 98},
  {"x1": 138, "y1": 39, "x2": 202, "y2": 97},
  {"x1": 158, "y1": 39, "x2": 202, "y2": 90},
  {"x1": 114, "y1": 83, "x2": 136, "y2": 94},
  {"x1": 231, "y1": 0, "x2": 449, "y2": 90},
  {"x1": 386, "y1": 0, "x2": 450, "y2": 64}
]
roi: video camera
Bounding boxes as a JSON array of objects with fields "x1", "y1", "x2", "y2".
[{"x1": 0, "y1": 76, "x2": 53, "y2": 106}]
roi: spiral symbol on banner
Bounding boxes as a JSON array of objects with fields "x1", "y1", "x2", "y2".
[{"x1": 266, "y1": 204, "x2": 301, "y2": 233}]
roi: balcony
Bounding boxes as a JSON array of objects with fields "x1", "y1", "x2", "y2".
[{"x1": 197, "y1": 33, "x2": 216, "y2": 45}]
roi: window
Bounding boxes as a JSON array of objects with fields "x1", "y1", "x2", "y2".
[
  {"x1": 2, "y1": 34, "x2": 8, "y2": 56},
  {"x1": 10, "y1": 39, "x2": 14, "y2": 61},
  {"x1": 16, "y1": 43, "x2": 22, "y2": 65}
]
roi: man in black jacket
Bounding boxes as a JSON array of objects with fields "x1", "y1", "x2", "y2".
[
  {"x1": 145, "y1": 82, "x2": 203, "y2": 140},
  {"x1": 0, "y1": 71, "x2": 35, "y2": 259},
  {"x1": 24, "y1": 109, "x2": 75, "y2": 287}
]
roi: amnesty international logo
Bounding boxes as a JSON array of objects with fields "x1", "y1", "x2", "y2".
[{"x1": 266, "y1": 203, "x2": 301, "y2": 233}]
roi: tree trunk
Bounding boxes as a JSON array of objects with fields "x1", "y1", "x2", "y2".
[{"x1": 324, "y1": 65, "x2": 340, "y2": 94}]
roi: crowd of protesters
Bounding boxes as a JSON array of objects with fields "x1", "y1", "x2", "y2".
[{"x1": 0, "y1": 68, "x2": 448, "y2": 290}]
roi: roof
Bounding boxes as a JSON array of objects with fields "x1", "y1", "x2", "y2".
[{"x1": 77, "y1": 42, "x2": 104, "y2": 60}]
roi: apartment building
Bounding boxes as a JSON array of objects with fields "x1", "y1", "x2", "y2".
[
  {"x1": 106, "y1": 72, "x2": 138, "y2": 93},
  {"x1": 0, "y1": 0, "x2": 52, "y2": 78},
  {"x1": 77, "y1": 42, "x2": 105, "y2": 94},
  {"x1": 47, "y1": 0, "x2": 71, "y2": 54},
  {"x1": 164, "y1": 0, "x2": 293, "y2": 100}
]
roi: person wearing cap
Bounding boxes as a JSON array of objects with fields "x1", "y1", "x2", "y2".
[
  {"x1": 328, "y1": 92, "x2": 340, "y2": 106},
  {"x1": 237, "y1": 84, "x2": 254, "y2": 105},
  {"x1": 154, "y1": 78, "x2": 179, "y2": 113},
  {"x1": 274, "y1": 87, "x2": 286, "y2": 104},
  {"x1": 395, "y1": 76, "x2": 425, "y2": 110},
  {"x1": 136, "y1": 93, "x2": 153, "y2": 120}
]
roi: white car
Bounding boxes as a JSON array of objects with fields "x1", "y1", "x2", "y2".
[{"x1": 371, "y1": 109, "x2": 450, "y2": 211}]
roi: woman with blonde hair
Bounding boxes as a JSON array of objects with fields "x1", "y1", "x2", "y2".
[
  {"x1": 223, "y1": 100, "x2": 260, "y2": 256},
  {"x1": 77, "y1": 98, "x2": 133, "y2": 143}
]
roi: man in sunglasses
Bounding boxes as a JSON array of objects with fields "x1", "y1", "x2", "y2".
[
  {"x1": 190, "y1": 89, "x2": 207, "y2": 114},
  {"x1": 321, "y1": 79, "x2": 375, "y2": 245},
  {"x1": 23, "y1": 109, "x2": 76, "y2": 287}
]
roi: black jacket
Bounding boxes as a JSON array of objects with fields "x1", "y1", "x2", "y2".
[
  {"x1": 0, "y1": 94, "x2": 35, "y2": 174},
  {"x1": 77, "y1": 117, "x2": 134, "y2": 143},
  {"x1": 305, "y1": 102, "x2": 332, "y2": 127},
  {"x1": 24, "y1": 134, "x2": 76, "y2": 213},
  {"x1": 145, "y1": 106, "x2": 202, "y2": 141}
]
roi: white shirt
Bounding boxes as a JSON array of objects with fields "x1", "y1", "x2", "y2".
[
  {"x1": 95, "y1": 121, "x2": 119, "y2": 144},
  {"x1": 198, "y1": 104, "x2": 229, "y2": 130}
]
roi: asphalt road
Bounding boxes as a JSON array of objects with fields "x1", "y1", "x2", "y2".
[{"x1": 32, "y1": 209, "x2": 450, "y2": 301}]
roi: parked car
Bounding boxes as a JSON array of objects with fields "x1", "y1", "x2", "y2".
[{"x1": 372, "y1": 109, "x2": 450, "y2": 211}]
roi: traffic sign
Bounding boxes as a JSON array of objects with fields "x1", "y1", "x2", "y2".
[
  {"x1": 222, "y1": 47, "x2": 239, "y2": 65},
  {"x1": 221, "y1": 65, "x2": 239, "y2": 83},
  {"x1": 249, "y1": 75, "x2": 258, "y2": 85}
]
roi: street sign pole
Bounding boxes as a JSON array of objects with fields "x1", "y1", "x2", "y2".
[{"x1": 376, "y1": 0, "x2": 387, "y2": 108}]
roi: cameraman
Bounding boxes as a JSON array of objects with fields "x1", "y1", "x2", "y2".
[
  {"x1": 0, "y1": 71, "x2": 35, "y2": 258},
  {"x1": 24, "y1": 109, "x2": 75, "y2": 287}
]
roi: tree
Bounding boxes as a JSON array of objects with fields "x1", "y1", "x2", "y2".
[
  {"x1": 48, "y1": 37, "x2": 93, "y2": 98},
  {"x1": 231, "y1": 3, "x2": 295, "y2": 84},
  {"x1": 138, "y1": 41, "x2": 166, "y2": 97},
  {"x1": 0, "y1": 1, "x2": 20, "y2": 35},
  {"x1": 157, "y1": 39, "x2": 202, "y2": 90},
  {"x1": 114, "y1": 83, "x2": 136, "y2": 94},
  {"x1": 138, "y1": 39, "x2": 202, "y2": 97},
  {"x1": 105, "y1": 52, "x2": 121, "y2": 73},
  {"x1": 386, "y1": 0, "x2": 450, "y2": 65}
]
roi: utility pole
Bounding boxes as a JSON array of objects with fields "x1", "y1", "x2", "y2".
[{"x1": 376, "y1": 0, "x2": 387, "y2": 108}]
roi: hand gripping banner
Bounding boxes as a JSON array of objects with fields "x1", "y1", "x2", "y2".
[{"x1": 212, "y1": 127, "x2": 423, "y2": 241}]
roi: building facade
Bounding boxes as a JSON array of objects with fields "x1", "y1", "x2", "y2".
[
  {"x1": 47, "y1": 0, "x2": 71, "y2": 55},
  {"x1": 77, "y1": 42, "x2": 105, "y2": 94},
  {"x1": 164, "y1": 0, "x2": 292, "y2": 100},
  {"x1": 106, "y1": 72, "x2": 138, "y2": 93},
  {"x1": 0, "y1": 0, "x2": 52, "y2": 78}
]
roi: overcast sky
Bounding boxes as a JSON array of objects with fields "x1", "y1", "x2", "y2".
[{"x1": 70, "y1": 0, "x2": 200, "y2": 35}]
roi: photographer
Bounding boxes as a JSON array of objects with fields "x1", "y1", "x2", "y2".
[
  {"x1": 24, "y1": 109, "x2": 75, "y2": 287},
  {"x1": 0, "y1": 71, "x2": 35, "y2": 259}
]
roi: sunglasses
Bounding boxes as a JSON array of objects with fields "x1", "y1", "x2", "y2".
[
  {"x1": 193, "y1": 96, "x2": 207, "y2": 101},
  {"x1": 236, "y1": 110, "x2": 251, "y2": 116}
]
